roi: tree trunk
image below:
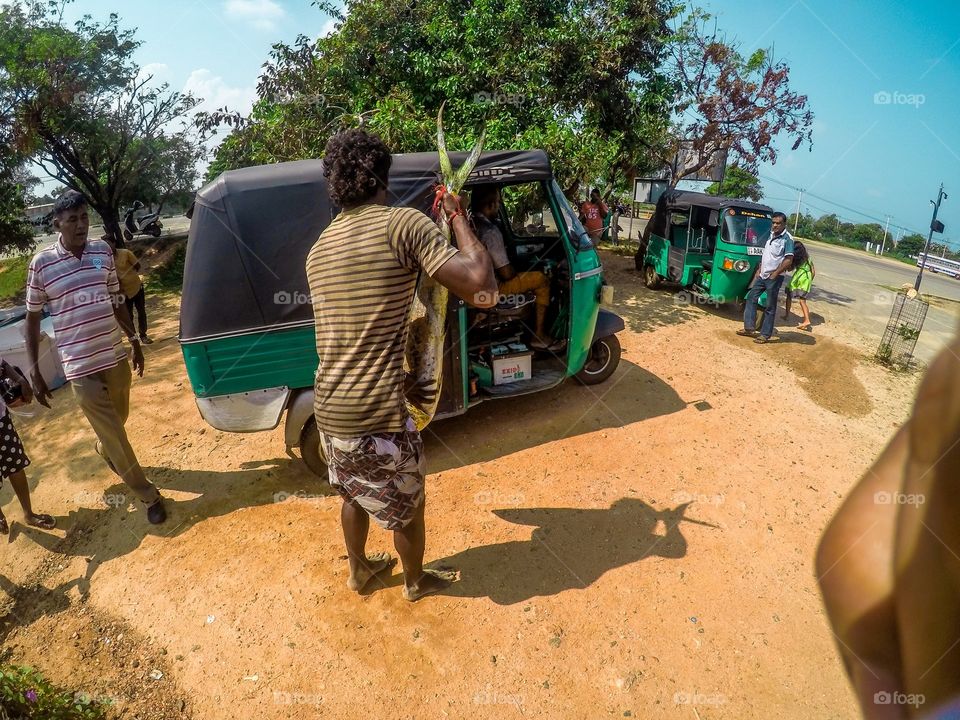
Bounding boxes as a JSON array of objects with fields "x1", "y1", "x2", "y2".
[{"x1": 97, "y1": 207, "x2": 125, "y2": 248}]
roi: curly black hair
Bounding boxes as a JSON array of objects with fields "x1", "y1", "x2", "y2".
[{"x1": 322, "y1": 129, "x2": 392, "y2": 207}]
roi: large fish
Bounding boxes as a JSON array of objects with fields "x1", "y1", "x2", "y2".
[{"x1": 404, "y1": 106, "x2": 486, "y2": 430}]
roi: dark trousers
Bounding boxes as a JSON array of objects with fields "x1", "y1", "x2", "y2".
[
  {"x1": 743, "y1": 275, "x2": 783, "y2": 339},
  {"x1": 125, "y1": 286, "x2": 148, "y2": 336}
]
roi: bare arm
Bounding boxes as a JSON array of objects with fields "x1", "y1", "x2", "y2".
[
  {"x1": 25, "y1": 311, "x2": 51, "y2": 406},
  {"x1": 432, "y1": 213, "x2": 498, "y2": 308},
  {"x1": 112, "y1": 295, "x2": 145, "y2": 376},
  {"x1": 771, "y1": 255, "x2": 794, "y2": 278}
]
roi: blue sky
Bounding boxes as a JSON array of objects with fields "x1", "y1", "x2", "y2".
[{"x1": 60, "y1": 0, "x2": 959, "y2": 247}]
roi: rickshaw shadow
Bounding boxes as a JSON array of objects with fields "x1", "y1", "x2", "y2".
[
  {"x1": 423, "y1": 498, "x2": 716, "y2": 605},
  {"x1": 14, "y1": 460, "x2": 324, "y2": 587},
  {"x1": 422, "y1": 360, "x2": 686, "y2": 473}
]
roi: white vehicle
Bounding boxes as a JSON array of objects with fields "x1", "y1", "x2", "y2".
[{"x1": 917, "y1": 253, "x2": 960, "y2": 279}]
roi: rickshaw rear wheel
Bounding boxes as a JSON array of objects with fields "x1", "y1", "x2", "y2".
[
  {"x1": 299, "y1": 417, "x2": 328, "y2": 478},
  {"x1": 575, "y1": 335, "x2": 621, "y2": 385},
  {"x1": 643, "y1": 264, "x2": 661, "y2": 290}
]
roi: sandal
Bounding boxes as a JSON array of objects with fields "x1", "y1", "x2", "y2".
[
  {"x1": 26, "y1": 513, "x2": 56, "y2": 530},
  {"x1": 0, "y1": 516, "x2": 8, "y2": 535},
  {"x1": 736, "y1": 329, "x2": 756, "y2": 337},
  {"x1": 797, "y1": 323, "x2": 812, "y2": 331},
  {"x1": 754, "y1": 336, "x2": 771, "y2": 344}
]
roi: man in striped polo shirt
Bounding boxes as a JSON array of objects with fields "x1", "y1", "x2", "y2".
[
  {"x1": 307, "y1": 129, "x2": 497, "y2": 601},
  {"x1": 25, "y1": 191, "x2": 166, "y2": 524}
]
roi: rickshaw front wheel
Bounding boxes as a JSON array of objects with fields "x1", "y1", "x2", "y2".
[
  {"x1": 299, "y1": 418, "x2": 328, "y2": 479},
  {"x1": 575, "y1": 335, "x2": 621, "y2": 385}
]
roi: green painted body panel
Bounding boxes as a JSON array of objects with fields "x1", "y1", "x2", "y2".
[
  {"x1": 182, "y1": 326, "x2": 318, "y2": 398},
  {"x1": 644, "y1": 232, "x2": 760, "y2": 303}
]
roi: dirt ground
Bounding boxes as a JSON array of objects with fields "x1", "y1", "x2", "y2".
[{"x1": 0, "y1": 248, "x2": 922, "y2": 719}]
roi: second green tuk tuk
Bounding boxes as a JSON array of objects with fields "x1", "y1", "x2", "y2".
[{"x1": 635, "y1": 190, "x2": 774, "y2": 304}]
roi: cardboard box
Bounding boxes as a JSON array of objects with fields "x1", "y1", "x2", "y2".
[{"x1": 492, "y1": 351, "x2": 532, "y2": 385}]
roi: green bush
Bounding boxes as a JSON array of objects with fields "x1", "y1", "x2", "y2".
[{"x1": 0, "y1": 665, "x2": 108, "y2": 719}]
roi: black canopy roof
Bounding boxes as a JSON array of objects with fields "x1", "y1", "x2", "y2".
[
  {"x1": 180, "y1": 150, "x2": 552, "y2": 342},
  {"x1": 643, "y1": 189, "x2": 775, "y2": 243}
]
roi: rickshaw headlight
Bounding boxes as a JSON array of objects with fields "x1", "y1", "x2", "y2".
[{"x1": 733, "y1": 260, "x2": 750, "y2": 272}]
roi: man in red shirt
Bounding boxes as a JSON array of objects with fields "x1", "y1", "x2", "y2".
[{"x1": 579, "y1": 188, "x2": 609, "y2": 243}]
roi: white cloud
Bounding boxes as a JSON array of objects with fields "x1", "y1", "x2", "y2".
[
  {"x1": 137, "y1": 63, "x2": 170, "y2": 85},
  {"x1": 222, "y1": 0, "x2": 285, "y2": 32},
  {"x1": 318, "y1": 17, "x2": 338, "y2": 38},
  {"x1": 183, "y1": 68, "x2": 257, "y2": 117}
]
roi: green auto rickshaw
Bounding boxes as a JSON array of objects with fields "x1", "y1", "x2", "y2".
[
  {"x1": 635, "y1": 190, "x2": 774, "y2": 303},
  {"x1": 179, "y1": 150, "x2": 624, "y2": 477}
]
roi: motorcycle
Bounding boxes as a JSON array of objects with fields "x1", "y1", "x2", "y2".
[{"x1": 122, "y1": 201, "x2": 163, "y2": 241}]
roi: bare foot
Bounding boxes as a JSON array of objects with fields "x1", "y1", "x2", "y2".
[
  {"x1": 403, "y1": 568, "x2": 459, "y2": 602},
  {"x1": 346, "y1": 552, "x2": 396, "y2": 592},
  {"x1": 25, "y1": 513, "x2": 56, "y2": 530},
  {"x1": 0, "y1": 514, "x2": 7, "y2": 535}
]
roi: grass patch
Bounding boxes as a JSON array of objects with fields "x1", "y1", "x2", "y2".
[
  {"x1": 146, "y1": 243, "x2": 186, "y2": 295},
  {"x1": 0, "y1": 254, "x2": 31, "y2": 302}
]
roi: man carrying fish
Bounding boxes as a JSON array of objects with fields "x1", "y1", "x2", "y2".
[{"x1": 306, "y1": 129, "x2": 497, "y2": 601}]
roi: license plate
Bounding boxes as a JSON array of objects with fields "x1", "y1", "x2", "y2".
[{"x1": 747, "y1": 247, "x2": 763, "y2": 256}]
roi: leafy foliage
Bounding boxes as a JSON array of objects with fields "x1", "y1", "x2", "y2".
[
  {"x1": 659, "y1": 10, "x2": 813, "y2": 185},
  {"x1": 0, "y1": 1, "x2": 206, "y2": 242},
  {"x1": 0, "y1": 665, "x2": 107, "y2": 719},
  {"x1": 198, "y1": 0, "x2": 681, "y2": 195},
  {"x1": 705, "y1": 165, "x2": 762, "y2": 201}
]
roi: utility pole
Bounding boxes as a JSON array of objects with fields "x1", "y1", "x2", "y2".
[
  {"x1": 879, "y1": 216, "x2": 890, "y2": 255},
  {"x1": 793, "y1": 188, "x2": 804, "y2": 234},
  {"x1": 915, "y1": 183, "x2": 948, "y2": 291}
]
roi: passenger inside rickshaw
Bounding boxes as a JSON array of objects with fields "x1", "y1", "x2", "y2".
[{"x1": 464, "y1": 181, "x2": 571, "y2": 390}]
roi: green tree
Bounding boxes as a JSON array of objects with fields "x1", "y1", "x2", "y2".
[
  {"x1": 200, "y1": 0, "x2": 679, "y2": 195},
  {"x1": 896, "y1": 233, "x2": 926, "y2": 258},
  {"x1": 704, "y1": 165, "x2": 762, "y2": 200},
  {"x1": 0, "y1": 1, "x2": 205, "y2": 243}
]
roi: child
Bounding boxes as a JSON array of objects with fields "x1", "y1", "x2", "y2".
[
  {"x1": 783, "y1": 241, "x2": 815, "y2": 331},
  {"x1": 0, "y1": 359, "x2": 55, "y2": 534},
  {"x1": 102, "y1": 234, "x2": 152, "y2": 344}
]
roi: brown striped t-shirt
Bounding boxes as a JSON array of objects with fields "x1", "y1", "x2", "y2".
[{"x1": 306, "y1": 204, "x2": 458, "y2": 438}]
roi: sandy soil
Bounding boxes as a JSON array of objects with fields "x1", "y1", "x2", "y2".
[{"x1": 0, "y1": 248, "x2": 922, "y2": 719}]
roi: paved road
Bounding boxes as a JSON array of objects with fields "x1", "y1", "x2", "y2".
[
  {"x1": 29, "y1": 215, "x2": 191, "y2": 250},
  {"x1": 803, "y1": 240, "x2": 959, "y2": 365}
]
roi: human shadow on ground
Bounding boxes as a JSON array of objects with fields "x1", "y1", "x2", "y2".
[
  {"x1": 0, "y1": 573, "x2": 84, "y2": 647},
  {"x1": 808, "y1": 286, "x2": 855, "y2": 306},
  {"x1": 422, "y1": 360, "x2": 687, "y2": 473},
  {"x1": 14, "y1": 458, "x2": 333, "y2": 591},
  {"x1": 420, "y1": 498, "x2": 717, "y2": 605}
]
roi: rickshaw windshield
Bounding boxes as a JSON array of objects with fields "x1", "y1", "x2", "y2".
[
  {"x1": 721, "y1": 210, "x2": 772, "y2": 247},
  {"x1": 551, "y1": 179, "x2": 593, "y2": 250}
]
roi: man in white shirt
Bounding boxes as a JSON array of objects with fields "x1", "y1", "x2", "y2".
[{"x1": 737, "y1": 212, "x2": 795, "y2": 343}]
